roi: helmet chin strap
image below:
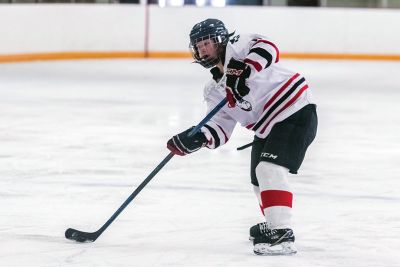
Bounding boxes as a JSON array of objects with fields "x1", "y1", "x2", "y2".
[
  {"x1": 197, "y1": 54, "x2": 219, "y2": 69},
  {"x1": 197, "y1": 44, "x2": 226, "y2": 69}
]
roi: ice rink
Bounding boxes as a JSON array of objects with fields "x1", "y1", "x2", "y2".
[{"x1": 0, "y1": 58, "x2": 399, "y2": 266}]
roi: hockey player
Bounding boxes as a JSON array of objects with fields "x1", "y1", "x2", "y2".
[{"x1": 167, "y1": 18, "x2": 317, "y2": 255}]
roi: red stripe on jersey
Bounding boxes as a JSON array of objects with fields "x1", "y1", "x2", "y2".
[
  {"x1": 244, "y1": 58, "x2": 262, "y2": 72},
  {"x1": 260, "y1": 84, "x2": 309, "y2": 134},
  {"x1": 255, "y1": 40, "x2": 280, "y2": 63},
  {"x1": 263, "y1": 73, "x2": 300, "y2": 112},
  {"x1": 216, "y1": 124, "x2": 229, "y2": 143},
  {"x1": 207, "y1": 138, "x2": 213, "y2": 146},
  {"x1": 261, "y1": 190, "x2": 293, "y2": 208},
  {"x1": 246, "y1": 123, "x2": 255, "y2": 129}
]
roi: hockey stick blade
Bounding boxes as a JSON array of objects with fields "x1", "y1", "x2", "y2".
[
  {"x1": 65, "y1": 228, "x2": 99, "y2": 243},
  {"x1": 64, "y1": 98, "x2": 228, "y2": 243}
]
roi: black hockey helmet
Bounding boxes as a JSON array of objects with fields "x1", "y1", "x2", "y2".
[{"x1": 189, "y1": 18, "x2": 230, "y2": 68}]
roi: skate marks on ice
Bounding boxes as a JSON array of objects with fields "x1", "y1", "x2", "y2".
[{"x1": 0, "y1": 59, "x2": 399, "y2": 267}]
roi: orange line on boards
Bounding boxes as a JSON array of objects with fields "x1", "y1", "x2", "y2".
[
  {"x1": 0, "y1": 52, "x2": 146, "y2": 63},
  {"x1": 1, "y1": 51, "x2": 400, "y2": 63}
]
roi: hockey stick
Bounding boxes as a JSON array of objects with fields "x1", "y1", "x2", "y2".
[{"x1": 65, "y1": 98, "x2": 227, "y2": 243}]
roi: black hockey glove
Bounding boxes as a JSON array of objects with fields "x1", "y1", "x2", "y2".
[
  {"x1": 167, "y1": 126, "x2": 208, "y2": 156},
  {"x1": 225, "y1": 58, "x2": 251, "y2": 107}
]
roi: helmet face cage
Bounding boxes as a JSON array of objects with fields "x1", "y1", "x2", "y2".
[
  {"x1": 189, "y1": 34, "x2": 223, "y2": 68},
  {"x1": 189, "y1": 19, "x2": 229, "y2": 69}
]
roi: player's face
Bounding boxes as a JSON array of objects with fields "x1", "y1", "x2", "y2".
[{"x1": 196, "y1": 38, "x2": 218, "y2": 60}]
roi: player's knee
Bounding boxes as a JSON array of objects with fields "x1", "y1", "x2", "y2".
[{"x1": 255, "y1": 161, "x2": 289, "y2": 189}]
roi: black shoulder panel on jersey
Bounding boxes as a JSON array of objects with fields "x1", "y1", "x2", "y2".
[{"x1": 249, "y1": 47, "x2": 273, "y2": 69}]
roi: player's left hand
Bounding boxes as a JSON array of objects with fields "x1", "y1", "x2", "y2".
[
  {"x1": 225, "y1": 58, "x2": 251, "y2": 107},
  {"x1": 167, "y1": 126, "x2": 208, "y2": 156}
]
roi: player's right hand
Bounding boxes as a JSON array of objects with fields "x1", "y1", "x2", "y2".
[{"x1": 225, "y1": 58, "x2": 251, "y2": 107}]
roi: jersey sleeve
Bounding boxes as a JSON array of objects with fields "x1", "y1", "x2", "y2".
[
  {"x1": 201, "y1": 83, "x2": 236, "y2": 149},
  {"x1": 244, "y1": 36, "x2": 280, "y2": 72},
  {"x1": 201, "y1": 112, "x2": 236, "y2": 149}
]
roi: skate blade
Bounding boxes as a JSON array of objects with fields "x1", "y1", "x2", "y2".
[
  {"x1": 254, "y1": 242, "x2": 297, "y2": 256},
  {"x1": 249, "y1": 236, "x2": 255, "y2": 241}
]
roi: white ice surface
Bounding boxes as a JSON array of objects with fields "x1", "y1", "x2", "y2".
[{"x1": 0, "y1": 59, "x2": 399, "y2": 267}]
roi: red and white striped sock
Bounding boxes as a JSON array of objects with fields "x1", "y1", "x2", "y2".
[
  {"x1": 253, "y1": 185, "x2": 265, "y2": 216},
  {"x1": 255, "y1": 161, "x2": 292, "y2": 229}
]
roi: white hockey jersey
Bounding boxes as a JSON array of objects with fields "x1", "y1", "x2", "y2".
[{"x1": 200, "y1": 33, "x2": 314, "y2": 149}]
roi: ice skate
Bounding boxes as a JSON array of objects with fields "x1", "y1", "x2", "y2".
[
  {"x1": 253, "y1": 228, "x2": 297, "y2": 256},
  {"x1": 249, "y1": 222, "x2": 269, "y2": 240}
]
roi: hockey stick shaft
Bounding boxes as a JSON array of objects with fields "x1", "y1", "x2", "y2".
[
  {"x1": 66, "y1": 98, "x2": 227, "y2": 242},
  {"x1": 188, "y1": 98, "x2": 227, "y2": 137}
]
